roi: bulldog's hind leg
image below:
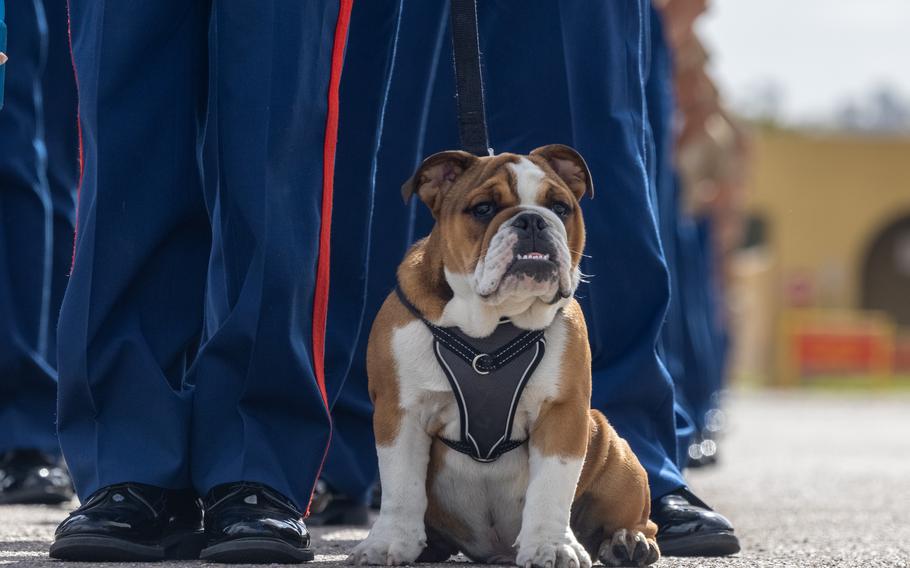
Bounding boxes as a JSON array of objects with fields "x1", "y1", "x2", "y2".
[
  {"x1": 572, "y1": 410, "x2": 660, "y2": 567},
  {"x1": 598, "y1": 527, "x2": 659, "y2": 567}
]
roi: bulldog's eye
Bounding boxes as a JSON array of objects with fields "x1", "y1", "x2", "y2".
[
  {"x1": 471, "y1": 202, "x2": 496, "y2": 220},
  {"x1": 551, "y1": 201, "x2": 572, "y2": 217}
]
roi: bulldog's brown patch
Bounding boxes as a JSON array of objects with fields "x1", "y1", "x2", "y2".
[
  {"x1": 432, "y1": 155, "x2": 523, "y2": 278},
  {"x1": 571, "y1": 410, "x2": 657, "y2": 555},
  {"x1": 396, "y1": 236, "x2": 450, "y2": 323},
  {"x1": 367, "y1": 293, "x2": 415, "y2": 446},
  {"x1": 528, "y1": 156, "x2": 588, "y2": 267},
  {"x1": 530, "y1": 300, "x2": 591, "y2": 459},
  {"x1": 396, "y1": 154, "x2": 528, "y2": 319}
]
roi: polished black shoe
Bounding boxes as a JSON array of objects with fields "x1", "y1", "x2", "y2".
[
  {"x1": 652, "y1": 488, "x2": 740, "y2": 557},
  {"x1": 307, "y1": 479, "x2": 370, "y2": 526},
  {"x1": 0, "y1": 449, "x2": 75, "y2": 505},
  {"x1": 201, "y1": 482, "x2": 314, "y2": 563},
  {"x1": 49, "y1": 483, "x2": 204, "y2": 561}
]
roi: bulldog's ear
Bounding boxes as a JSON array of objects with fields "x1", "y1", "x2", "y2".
[
  {"x1": 530, "y1": 144, "x2": 594, "y2": 200},
  {"x1": 402, "y1": 150, "x2": 478, "y2": 214}
]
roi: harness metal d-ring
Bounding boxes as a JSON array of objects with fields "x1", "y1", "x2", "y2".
[{"x1": 472, "y1": 353, "x2": 492, "y2": 375}]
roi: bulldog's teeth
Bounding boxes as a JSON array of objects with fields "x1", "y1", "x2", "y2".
[{"x1": 516, "y1": 253, "x2": 550, "y2": 261}]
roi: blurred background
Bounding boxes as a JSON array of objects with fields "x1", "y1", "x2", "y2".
[{"x1": 687, "y1": 0, "x2": 910, "y2": 392}]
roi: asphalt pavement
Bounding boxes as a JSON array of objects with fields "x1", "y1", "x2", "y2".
[{"x1": 2, "y1": 391, "x2": 909, "y2": 568}]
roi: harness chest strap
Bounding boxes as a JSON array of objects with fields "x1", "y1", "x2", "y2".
[{"x1": 395, "y1": 286, "x2": 547, "y2": 463}]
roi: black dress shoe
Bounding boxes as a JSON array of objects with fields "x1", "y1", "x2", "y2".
[
  {"x1": 651, "y1": 488, "x2": 740, "y2": 557},
  {"x1": 200, "y1": 482, "x2": 314, "y2": 563},
  {"x1": 307, "y1": 479, "x2": 370, "y2": 526},
  {"x1": 49, "y1": 483, "x2": 204, "y2": 561},
  {"x1": 0, "y1": 449, "x2": 75, "y2": 505}
]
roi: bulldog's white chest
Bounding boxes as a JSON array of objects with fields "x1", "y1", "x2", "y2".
[{"x1": 390, "y1": 316, "x2": 569, "y2": 561}]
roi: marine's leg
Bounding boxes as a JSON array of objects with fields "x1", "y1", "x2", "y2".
[
  {"x1": 56, "y1": 0, "x2": 211, "y2": 498},
  {"x1": 0, "y1": 0, "x2": 59, "y2": 461},
  {"x1": 0, "y1": 0, "x2": 76, "y2": 505},
  {"x1": 51, "y1": 0, "x2": 212, "y2": 561},
  {"x1": 190, "y1": 2, "x2": 356, "y2": 562}
]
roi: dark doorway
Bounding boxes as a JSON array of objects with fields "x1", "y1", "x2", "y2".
[{"x1": 862, "y1": 215, "x2": 910, "y2": 327}]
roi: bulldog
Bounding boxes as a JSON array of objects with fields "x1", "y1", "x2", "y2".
[{"x1": 351, "y1": 145, "x2": 659, "y2": 568}]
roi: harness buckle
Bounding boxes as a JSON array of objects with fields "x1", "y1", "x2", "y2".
[{"x1": 472, "y1": 353, "x2": 493, "y2": 375}]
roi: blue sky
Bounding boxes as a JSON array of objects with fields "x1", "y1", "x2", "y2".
[{"x1": 698, "y1": 0, "x2": 910, "y2": 124}]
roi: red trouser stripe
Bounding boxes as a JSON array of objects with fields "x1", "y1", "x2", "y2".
[
  {"x1": 312, "y1": 0, "x2": 353, "y2": 409},
  {"x1": 305, "y1": 0, "x2": 353, "y2": 516},
  {"x1": 65, "y1": 0, "x2": 84, "y2": 271}
]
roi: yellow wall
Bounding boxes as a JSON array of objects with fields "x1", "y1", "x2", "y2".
[{"x1": 747, "y1": 128, "x2": 910, "y2": 310}]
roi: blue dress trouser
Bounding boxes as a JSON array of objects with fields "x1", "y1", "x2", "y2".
[
  {"x1": 647, "y1": 8, "x2": 697, "y2": 462},
  {"x1": 0, "y1": 0, "x2": 78, "y2": 455},
  {"x1": 323, "y1": 0, "x2": 686, "y2": 503},
  {"x1": 674, "y1": 217, "x2": 726, "y2": 433},
  {"x1": 57, "y1": 0, "x2": 358, "y2": 510}
]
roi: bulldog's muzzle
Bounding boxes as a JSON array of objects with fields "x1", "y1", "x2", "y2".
[
  {"x1": 507, "y1": 212, "x2": 560, "y2": 283},
  {"x1": 473, "y1": 208, "x2": 575, "y2": 303}
]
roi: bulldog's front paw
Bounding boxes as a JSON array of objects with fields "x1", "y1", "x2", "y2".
[
  {"x1": 598, "y1": 528, "x2": 659, "y2": 567},
  {"x1": 516, "y1": 535, "x2": 592, "y2": 568},
  {"x1": 349, "y1": 531, "x2": 425, "y2": 566}
]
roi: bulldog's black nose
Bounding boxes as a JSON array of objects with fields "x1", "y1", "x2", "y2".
[{"x1": 512, "y1": 212, "x2": 548, "y2": 234}]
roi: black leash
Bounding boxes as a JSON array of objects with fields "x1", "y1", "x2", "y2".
[
  {"x1": 395, "y1": 286, "x2": 545, "y2": 375},
  {"x1": 449, "y1": 0, "x2": 492, "y2": 156}
]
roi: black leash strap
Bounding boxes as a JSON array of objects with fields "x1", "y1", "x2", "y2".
[{"x1": 449, "y1": 0, "x2": 492, "y2": 156}]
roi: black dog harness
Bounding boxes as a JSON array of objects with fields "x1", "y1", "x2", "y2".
[{"x1": 396, "y1": 287, "x2": 546, "y2": 463}]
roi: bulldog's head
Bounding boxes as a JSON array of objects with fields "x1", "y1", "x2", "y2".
[{"x1": 402, "y1": 145, "x2": 591, "y2": 332}]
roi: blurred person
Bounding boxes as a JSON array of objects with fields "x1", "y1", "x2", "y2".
[
  {"x1": 675, "y1": 106, "x2": 750, "y2": 465},
  {"x1": 658, "y1": 0, "x2": 707, "y2": 52},
  {"x1": 0, "y1": 0, "x2": 77, "y2": 505},
  {"x1": 673, "y1": 33, "x2": 740, "y2": 465},
  {"x1": 317, "y1": 0, "x2": 740, "y2": 558},
  {"x1": 705, "y1": 110, "x2": 751, "y2": 267}
]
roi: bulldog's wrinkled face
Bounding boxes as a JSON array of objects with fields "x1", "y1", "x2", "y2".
[{"x1": 403, "y1": 145, "x2": 592, "y2": 321}]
